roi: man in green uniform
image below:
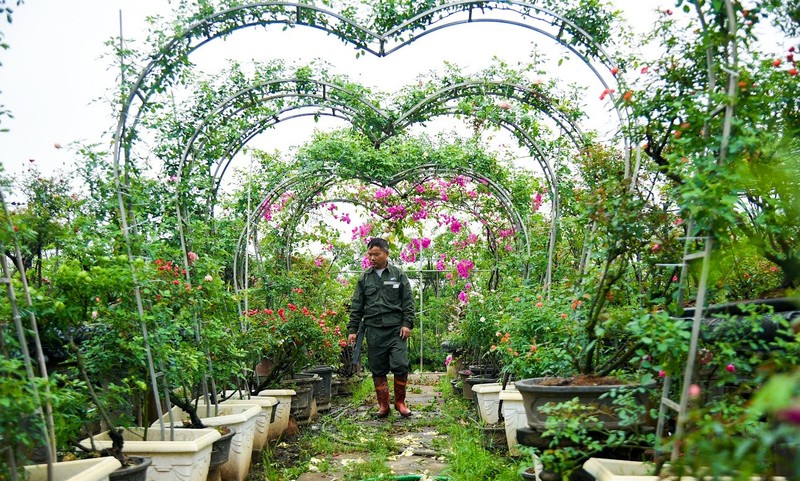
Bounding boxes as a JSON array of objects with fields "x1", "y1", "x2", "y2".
[{"x1": 347, "y1": 237, "x2": 415, "y2": 418}]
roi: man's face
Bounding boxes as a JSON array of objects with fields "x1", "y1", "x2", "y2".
[{"x1": 367, "y1": 246, "x2": 389, "y2": 270}]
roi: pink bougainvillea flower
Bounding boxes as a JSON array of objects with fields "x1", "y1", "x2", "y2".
[
  {"x1": 688, "y1": 384, "x2": 701, "y2": 399},
  {"x1": 726, "y1": 363, "x2": 736, "y2": 373},
  {"x1": 421, "y1": 237, "x2": 431, "y2": 248},
  {"x1": 450, "y1": 219, "x2": 462, "y2": 233},
  {"x1": 531, "y1": 192, "x2": 543, "y2": 212},
  {"x1": 435, "y1": 259, "x2": 446, "y2": 271},
  {"x1": 672, "y1": 275, "x2": 679, "y2": 282},
  {"x1": 361, "y1": 256, "x2": 371, "y2": 269},
  {"x1": 458, "y1": 290, "x2": 468, "y2": 304},
  {"x1": 456, "y1": 259, "x2": 475, "y2": 278},
  {"x1": 314, "y1": 257, "x2": 323, "y2": 267},
  {"x1": 341, "y1": 213, "x2": 351, "y2": 224},
  {"x1": 658, "y1": 370, "x2": 666, "y2": 378},
  {"x1": 375, "y1": 187, "x2": 393, "y2": 199}
]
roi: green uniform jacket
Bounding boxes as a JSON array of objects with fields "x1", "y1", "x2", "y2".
[{"x1": 347, "y1": 263, "x2": 415, "y2": 334}]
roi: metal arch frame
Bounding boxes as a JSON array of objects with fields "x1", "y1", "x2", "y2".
[
  {"x1": 232, "y1": 164, "x2": 530, "y2": 293},
  {"x1": 107, "y1": 0, "x2": 632, "y2": 440},
  {"x1": 173, "y1": 79, "x2": 391, "y2": 263},
  {"x1": 393, "y1": 81, "x2": 584, "y2": 145},
  {"x1": 114, "y1": 0, "x2": 634, "y2": 281},
  {"x1": 114, "y1": 1, "x2": 632, "y2": 183},
  {"x1": 186, "y1": 78, "x2": 583, "y2": 210},
  {"x1": 182, "y1": 81, "x2": 575, "y2": 292},
  {"x1": 212, "y1": 107, "x2": 354, "y2": 197}
]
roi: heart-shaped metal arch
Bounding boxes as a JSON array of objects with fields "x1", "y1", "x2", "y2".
[{"x1": 109, "y1": 2, "x2": 633, "y2": 412}]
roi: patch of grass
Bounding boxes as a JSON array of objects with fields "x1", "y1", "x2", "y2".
[
  {"x1": 341, "y1": 454, "x2": 393, "y2": 481},
  {"x1": 350, "y1": 376, "x2": 375, "y2": 406},
  {"x1": 433, "y1": 391, "x2": 523, "y2": 481},
  {"x1": 256, "y1": 444, "x2": 308, "y2": 481}
]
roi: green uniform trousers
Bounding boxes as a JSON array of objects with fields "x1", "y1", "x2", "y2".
[{"x1": 366, "y1": 325, "x2": 409, "y2": 377}]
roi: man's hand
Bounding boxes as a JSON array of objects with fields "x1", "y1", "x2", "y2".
[
  {"x1": 348, "y1": 333, "x2": 358, "y2": 346},
  {"x1": 399, "y1": 326, "x2": 411, "y2": 340}
]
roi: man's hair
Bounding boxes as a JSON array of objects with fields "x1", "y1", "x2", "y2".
[{"x1": 367, "y1": 237, "x2": 390, "y2": 253}]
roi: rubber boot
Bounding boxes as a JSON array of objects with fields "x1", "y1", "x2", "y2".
[
  {"x1": 393, "y1": 374, "x2": 413, "y2": 417},
  {"x1": 373, "y1": 375, "x2": 390, "y2": 418}
]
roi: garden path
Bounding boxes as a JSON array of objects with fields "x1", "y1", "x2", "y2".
[{"x1": 259, "y1": 372, "x2": 459, "y2": 480}]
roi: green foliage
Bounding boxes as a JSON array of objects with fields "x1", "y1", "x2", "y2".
[{"x1": 535, "y1": 387, "x2": 655, "y2": 479}]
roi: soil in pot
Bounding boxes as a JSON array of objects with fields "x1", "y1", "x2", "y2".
[{"x1": 520, "y1": 466, "x2": 537, "y2": 481}]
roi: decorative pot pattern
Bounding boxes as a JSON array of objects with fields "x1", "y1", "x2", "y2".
[
  {"x1": 82, "y1": 428, "x2": 219, "y2": 481},
  {"x1": 499, "y1": 388, "x2": 527, "y2": 455},
  {"x1": 256, "y1": 389, "x2": 295, "y2": 440},
  {"x1": 220, "y1": 392, "x2": 278, "y2": 453},
  {"x1": 154, "y1": 404, "x2": 260, "y2": 481}
]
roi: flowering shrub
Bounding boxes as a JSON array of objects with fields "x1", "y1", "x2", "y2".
[
  {"x1": 244, "y1": 302, "x2": 348, "y2": 390},
  {"x1": 493, "y1": 287, "x2": 581, "y2": 379}
]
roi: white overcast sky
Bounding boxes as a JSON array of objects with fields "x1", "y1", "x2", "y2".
[{"x1": 0, "y1": 0, "x2": 671, "y2": 191}]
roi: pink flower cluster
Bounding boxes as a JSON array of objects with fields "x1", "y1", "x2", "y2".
[
  {"x1": 375, "y1": 187, "x2": 394, "y2": 199},
  {"x1": 351, "y1": 223, "x2": 372, "y2": 241},
  {"x1": 386, "y1": 204, "x2": 407, "y2": 221},
  {"x1": 456, "y1": 259, "x2": 475, "y2": 279}
]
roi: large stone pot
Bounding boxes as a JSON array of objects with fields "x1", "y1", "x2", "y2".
[
  {"x1": 153, "y1": 404, "x2": 260, "y2": 481},
  {"x1": 515, "y1": 377, "x2": 653, "y2": 430},
  {"x1": 302, "y1": 365, "x2": 334, "y2": 411},
  {"x1": 279, "y1": 373, "x2": 321, "y2": 423},
  {"x1": 82, "y1": 428, "x2": 220, "y2": 481},
  {"x1": 25, "y1": 457, "x2": 122, "y2": 481}
]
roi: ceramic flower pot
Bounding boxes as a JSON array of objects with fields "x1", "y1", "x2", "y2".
[
  {"x1": 219, "y1": 391, "x2": 278, "y2": 453},
  {"x1": 499, "y1": 387, "x2": 527, "y2": 455},
  {"x1": 24, "y1": 457, "x2": 122, "y2": 481},
  {"x1": 256, "y1": 389, "x2": 295, "y2": 440},
  {"x1": 472, "y1": 382, "x2": 511, "y2": 424},
  {"x1": 153, "y1": 404, "x2": 260, "y2": 481},
  {"x1": 82, "y1": 428, "x2": 220, "y2": 481},
  {"x1": 463, "y1": 375, "x2": 498, "y2": 402}
]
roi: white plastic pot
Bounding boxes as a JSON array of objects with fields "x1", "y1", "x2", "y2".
[
  {"x1": 82, "y1": 428, "x2": 219, "y2": 481},
  {"x1": 498, "y1": 387, "x2": 526, "y2": 455},
  {"x1": 153, "y1": 404, "x2": 260, "y2": 481},
  {"x1": 256, "y1": 389, "x2": 295, "y2": 440},
  {"x1": 24, "y1": 457, "x2": 122, "y2": 481}
]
